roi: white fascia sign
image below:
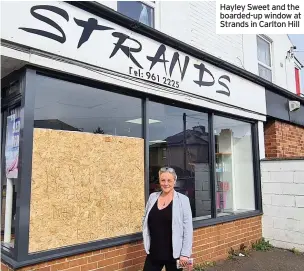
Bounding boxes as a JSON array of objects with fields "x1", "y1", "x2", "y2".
[{"x1": 1, "y1": 1, "x2": 266, "y2": 115}]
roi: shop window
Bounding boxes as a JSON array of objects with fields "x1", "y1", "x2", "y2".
[
  {"x1": 34, "y1": 76, "x2": 142, "y2": 138},
  {"x1": 117, "y1": 1, "x2": 154, "y2": 28},
  {"x1": 214, "y1": 116, "x2": 255, "y2": 216},
  {"x1": 148, "y1": 101, "x2": 211, "y2": 220},
  {"x1": 30, "y1": 75, "x2": 145, "y2": 252},
  {"x1": 1, "y1": 106, "x2": 21, "y2": 249},
  {"x1": 257, "y1": 35, "x2": 272, "y2": 82}
]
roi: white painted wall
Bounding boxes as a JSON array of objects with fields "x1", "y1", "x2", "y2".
[
  {"x1": 233, "y1": 135, "x2": 255, "y2": 211},
  {"x1": 96, "y1": 1, "x2": 299, "y2": 93},
  {"x1": 96, "y1": 1, "x2": 117, "y2": 10},
  {"x1": 242, "y1": 34, "x2": 297, "y2": 94},
  {"x1": 159, "y1": 1, "x2": 244, "y2": 68},
  {"x1": 269, "y1": 35, "x2": 296, "y2": 93},
  {"x1": 158, "y1": 1, "x2": 191, "y2": 44},
  {"x1": 258, "y1": 121, "x2": 265, "y2": 160},
  {"x1": 261, "y1": 160, "x2": 304, "y2": 252}
]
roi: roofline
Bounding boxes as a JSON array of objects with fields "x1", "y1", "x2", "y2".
[
  {"x1": 66, "y1": 1, "x2": 304, "y2": 103},
  {"x1": 294, "y1": 56, "x2": 304, "y2": 68}
]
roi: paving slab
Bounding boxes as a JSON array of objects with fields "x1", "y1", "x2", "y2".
[{"x1": 204, "y1": 248, "x2": 304, "y2": 271}]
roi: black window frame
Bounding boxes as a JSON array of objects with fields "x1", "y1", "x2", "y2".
[
  {"x1": 1, "y1": 69, "x2": 24, "y2": 261},
  {"x1": 1, "y1": 66, "x2": 262, "y2": 269}
]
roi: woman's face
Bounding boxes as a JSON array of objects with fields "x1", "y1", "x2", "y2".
[{"x1": 159, "y1": 172, "x2": 175, "y2": 194}]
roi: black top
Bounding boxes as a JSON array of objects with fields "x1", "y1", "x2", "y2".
[{"x1": 148, "y1": 199, "x2": 173, "y2": 261}]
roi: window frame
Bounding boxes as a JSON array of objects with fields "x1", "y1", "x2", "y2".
[
  {"x1": 147, "y1": 100, "x2": 212, "y2": 220},
  {"x1": 257, "y1": 35, "x2": 273, "y2": 82},
  {"x1": 213, "y1": 115, "x2": 257, "y2": 216},
  {"x1": 117, "y1": 1, "x2": 157, "y2": 29},
  {"x1": 1, "y1": 66, "x2": 262, "y2": 268},
  {"x1": 1, "y1": 70, "x2": 24, "y2": 260}
]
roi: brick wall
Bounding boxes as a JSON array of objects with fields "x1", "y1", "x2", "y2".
[
  {"x1": 264, "y1": 120, "x2": 304, "y2": 158},
  {"x1": 261, "y1": 160, "x2": 304, "y2": 252},
  {"x1": 1, "y1": 216, "x2": 261, "y2": 271}
]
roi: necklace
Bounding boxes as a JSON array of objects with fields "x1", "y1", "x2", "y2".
[{"x1": 161, "y1": 194, "x2": 172, "y2": 208}]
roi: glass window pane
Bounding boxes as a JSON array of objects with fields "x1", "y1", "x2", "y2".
[
  {"x1": 34, "y1": 76, "x2": 142, "y2": 138},
  {"x1": 214, "y1": 116, "x2": 255, "y2": 216},
  {"x1": 117, "y1": 1, "x2": 154, "y2": 28},
  {"x1": 1, "y1": 106, "x2": 20, "y2": 249},
  {"x1": 257, "y1": 36, "x2": 271, "y2": 66},
  {"x1": 149, "y1": 101, "x2": 210, "y2": 220},
  {"x1": 2, "y1": 80, "x2": 20, "y2": 98},
  {"x1": 258, "y1": 64, "x2": 272, "y2": 82}
]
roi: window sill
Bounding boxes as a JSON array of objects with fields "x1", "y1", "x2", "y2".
[
  {"x1": 193, "y1": 209, "x2": 263, "y2": 229},
  {"x1": 262, "y1": 157, "x2": 304, "y2": 161}
]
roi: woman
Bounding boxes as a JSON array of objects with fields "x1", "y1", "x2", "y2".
[{"x1": 142, "y1": 167, "x2": 193, "y2": 271}]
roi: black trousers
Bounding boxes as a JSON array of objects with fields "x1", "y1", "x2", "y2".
[{"x1": 143, "y1": 255, "x2": 182, "y2": 271}]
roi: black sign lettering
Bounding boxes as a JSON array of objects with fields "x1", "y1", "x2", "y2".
[
  {"x1": 169, "y1": 52, "x2": 189, "y2": 81},
  {"x1": 19, "y1": 5, "x2": 69, "y2": 43},
  {"x1": 19, "y1": 4, "x2": 232, "y2": 96},
  {"x1": 74, "y1": 18, "x2": 113, "y2": 48},
  {"x1": 110, "y1": 32, "x2": 143, "y2": 69},
  {"x1": 193, "y1": 63, "x2": 215, "y2": 87},
  {"x1": 147, "y1": 44, "x2": 169, "y2": 75},
  {"x1": 217, "y1": 75, "x2": 231, "y2": 97}
]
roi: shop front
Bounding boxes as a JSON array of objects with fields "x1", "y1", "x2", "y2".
[{"x1": 1, "y1": 2, "x2": 266, "y2": 270}]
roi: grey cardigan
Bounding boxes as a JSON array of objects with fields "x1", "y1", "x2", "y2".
[{"x1": 142, "y1": 190, "x2": 193, "y2": 258}]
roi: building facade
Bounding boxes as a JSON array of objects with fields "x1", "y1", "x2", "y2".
[{"x1": 1, "y1": 1, "x2": 303, "y2": 271}]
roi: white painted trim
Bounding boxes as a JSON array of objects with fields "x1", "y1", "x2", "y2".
[
  {"x1": 141, "y1": 1, "x2": 155, "y2": 9},
  {"x1": 153, "y1": 0, "x2": 161, "y2": 30},
  {"x1": 140, "y1": 1, "x2": 157, "y2": 29},
  {"x1": 116, "y1": 1, "x2": 156, "y2": 29},
  {"x1": 258, "y1": 121, "x2": 265, "y2": 160},
  {"x1": 4, "y1": 179, "x2": 13, "y2": 244}
]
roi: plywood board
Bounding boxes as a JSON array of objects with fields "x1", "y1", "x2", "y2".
[{"x1": 29, "y1": 128, "x2": 144, "y2": 252}]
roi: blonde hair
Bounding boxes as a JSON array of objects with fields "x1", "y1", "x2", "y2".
[{"x1": 158, "y1": 167, "x2": 177, "y2": 180}]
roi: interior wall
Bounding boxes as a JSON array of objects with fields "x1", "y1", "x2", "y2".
[{"x1": 233, "y1": 135, "x2": 255, "y2": 211}]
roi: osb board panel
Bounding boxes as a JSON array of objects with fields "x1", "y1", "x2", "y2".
[{"x1": 29, "y1": 128, "x2": 144, "y2": 252}]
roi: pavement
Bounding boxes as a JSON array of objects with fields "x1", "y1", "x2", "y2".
[{"x1": 204, "y1": 248, "x2": 304, "y2": 271}]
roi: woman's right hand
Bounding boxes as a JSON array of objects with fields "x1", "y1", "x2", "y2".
[{"x1": 179, "y1": 256, "x2": 189, "y2": 268}]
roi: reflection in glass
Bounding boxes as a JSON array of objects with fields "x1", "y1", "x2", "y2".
[
  {"x1": 1, "y1": 106, "x2": 20, "y2": 249},
  {"x1": 258, "y1": 64, "x2": 272, "y2": 82},
  {"x1": 34, "y1": 76, "x2": 142, "y2": 138},
  {"x1": 149, "y1": 102, "x2": 210, "y2": 220},
  {"x1": 214, "y1": 116, "x2": 255, "y2": 216},
  {"x1": 257, "y1": 36, "x2": 271, "y2": 66},
  {"x1": 117, "y1": 1, "x2": 154, "y2": 27}
]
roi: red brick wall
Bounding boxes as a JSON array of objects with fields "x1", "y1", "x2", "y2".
[
  {"x1": 264, "y1": 120, "x2": 304, "y2": 158},
  {"x1": 1, "y1": 216, "x2": 261, "y2": 271}
]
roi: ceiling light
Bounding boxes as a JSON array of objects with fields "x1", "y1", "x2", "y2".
[
  {"x1": 149, "y1": 140, "x2": 167, "y2": 143},
  {"x1": 125, "y1": 118, "x2": 161, "y2": 124}
]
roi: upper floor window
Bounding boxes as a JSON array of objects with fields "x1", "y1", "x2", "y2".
[
  {"x1": 257, "y1": 35, "x2": 272, "y2": 82},
  {"x1": 117, "y1": 1, "x2": 154, "y2": 28}
]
